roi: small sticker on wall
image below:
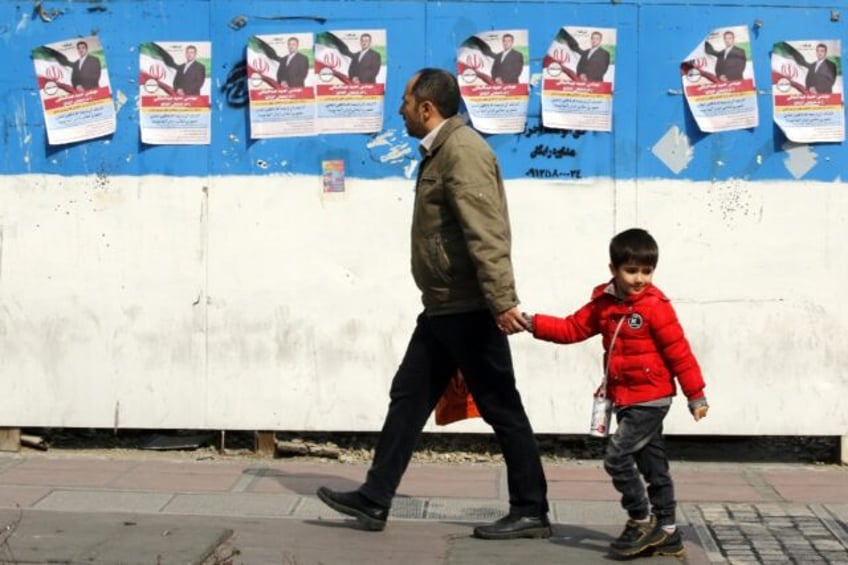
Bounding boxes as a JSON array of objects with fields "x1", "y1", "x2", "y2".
[{"x1": 322, "y1": 159, "x2": 346, "y2": 193}]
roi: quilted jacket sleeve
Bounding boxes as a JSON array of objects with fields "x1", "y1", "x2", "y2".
[
  {"x1": 651, "y1": 298, "x2": 705, "y2": 401},
  {"x1": 532, "y1": 301, "x2": 599, "y2": 344}
]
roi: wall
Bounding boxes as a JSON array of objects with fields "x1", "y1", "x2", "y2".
[{"x1": 1, "y1": 0, "x2": 846, "y2": 435}]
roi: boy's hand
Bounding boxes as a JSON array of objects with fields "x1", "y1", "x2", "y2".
[{"x1": 692, "y1": 405, "x2": 708, "y2": 421}]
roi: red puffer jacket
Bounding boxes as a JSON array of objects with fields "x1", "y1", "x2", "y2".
[{"x1": 533, "y1": 281, "x2": 705, "y2": 407}]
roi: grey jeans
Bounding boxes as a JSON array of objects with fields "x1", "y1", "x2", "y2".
[{"x1": 604, "y1": 404, "x2": 676, "y2": 526}]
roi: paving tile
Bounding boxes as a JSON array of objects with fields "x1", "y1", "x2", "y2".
[
  {"x1": 552, "y1": 501, "x2": 626, "y2": 525},
  {"x1": 247, "y1": 460, "x2": 368, "y2": 494},
  {"x1": 0, "y1": 485, "x2": 51, "y2": 508},
  {"x1": 34, "y1": 489, "x2": 173, "y2": 513},
  {"x1": 761, "y1": 468, "x2": 848, "y2": 486},
  {"x1": 110, "y1": 461, "x2": 244, "y2": 492},
  {"x1": 543, "y1": 465, "x2": 608, "y2": 482},
  {"x1": 0, "y1": 509, "x2": 230, "y2": 565},
  {"x1": 677, "y1": 483, "x2": 764, "y2": 503},
  {"x1": 548, "y1": 480, "x2": 618, "y2": 501},
  {"x1": 424, "y1": 498, "x2": 506, "y2": 521},
  {"x1": 398, "y1": 466, "x2": 500, "y2": 499},
  {"x1": 672, "y1": 469, "x2": 753, "y2": 485},
  {"x1": 164, "y1": 493, "x2": 298, "y2": 517},
  {"x1": 774, "y1": 484, "x2": 848, "y2": 504},
  {"x1": 0, "y1": 458, "x2": 134, "y2": 488}
]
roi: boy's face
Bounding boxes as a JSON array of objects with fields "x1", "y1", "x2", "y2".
[{"x1": 610, "y1": 262, "x2": 654, "y2": 297}]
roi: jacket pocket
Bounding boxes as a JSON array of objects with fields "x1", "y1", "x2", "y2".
[{"x1": 428, "y1": 234, "x2": 452, "y2": 284}]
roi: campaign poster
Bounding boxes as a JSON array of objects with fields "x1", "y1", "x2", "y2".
[
  {"x1": 772, "y1": 40, "x2": 844, "y2": 143},
  {"x1": 247, "y1": 33, "x2": 317, "y2": 139},
  {"x1": 139, "y1": 41, "x2": 211, "y2": 145},
  {"x1": 457, "y1": 30, "x2": 530, "y2": 134},
  {"x1": 541, "y1": 26, "x2": 616, "y2": 132},
  {"x1": 31, "y1": 36, "x2": 116, "y2": 145},
  {"x1": 680, "y1": 26, "x2": 758, "y2": 132},
  {"x1": 314, "y1": 29, "x2": 386, "y2": 134}
]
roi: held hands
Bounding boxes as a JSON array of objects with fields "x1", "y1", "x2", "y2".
[{"x1": 496, "y1": 307, "x2": 530, "y2": 335}]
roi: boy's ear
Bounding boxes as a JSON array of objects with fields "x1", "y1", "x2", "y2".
[{"x1": 608, "y1": 263, "x2": 615, "y2": 276}]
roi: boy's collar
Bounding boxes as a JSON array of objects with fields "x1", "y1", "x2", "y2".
[{"x1": 603, "y1": 280, "x2": 655, "y2": 302}]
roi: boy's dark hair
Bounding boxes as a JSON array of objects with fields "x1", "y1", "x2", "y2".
[
  {"x1": 412, "y1": 68, "x2": 460, "y2": 118},
  {"x1": 609, "y1": 228, "x2": 659, "y2": 268}
]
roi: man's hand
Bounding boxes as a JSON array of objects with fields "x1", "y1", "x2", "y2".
[
  {"x1": 496, "y1": 307, "x2": 528, "y2": 335},
  {"x1": 692, "y1": 405, "x2": 709, "y2": 421}
]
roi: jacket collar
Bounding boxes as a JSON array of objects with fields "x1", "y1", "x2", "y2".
[
  {"x1": 593, "y1": 280, "x2": 664, "y2": 303},
  {"x1": 418, "y1": 115, "x2": 467, "y2": 159}
]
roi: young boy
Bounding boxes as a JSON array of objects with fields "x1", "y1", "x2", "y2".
[{"x1": 524, "y1": 228, "x2": 708, "y2": 558}]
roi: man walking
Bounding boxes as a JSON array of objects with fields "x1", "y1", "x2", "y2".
[{"x1": 316, "y1": 68, "x2": 550, "y2": 540}]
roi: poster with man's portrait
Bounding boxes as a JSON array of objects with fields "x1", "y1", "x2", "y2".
[
  {"x1": 31, "y1": 35, "x2": 115, "y2": 145},
  {"x1": 314, "y1": 29, "x2": 386, "y2": 133},
  {"x1": 456, "y1": 29, "x2": 530, "y2": 134},
  {"x1": 247, "y1": 33, "x2": 317, "y2": 138},
  {"x1": 541, "y1": 26, "x2": 617, "y2": 132},
  {"x1": 139, "y1": 41, "x2": 211, "y2": 145},
  {"x1": 680, "y1": 25, "x2": 758, "y2": 132},
  {"x1": 772, "y1": 39, "x2": 844, "y2": 143}
]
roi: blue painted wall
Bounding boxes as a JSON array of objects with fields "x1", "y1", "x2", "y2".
[{"x1": 1, "y1": 0, "x2": 845, "y2": 180}]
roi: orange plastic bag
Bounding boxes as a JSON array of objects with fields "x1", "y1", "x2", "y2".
[{"x1": 434, "y1": 371, "x2": 481, "y2": 425}]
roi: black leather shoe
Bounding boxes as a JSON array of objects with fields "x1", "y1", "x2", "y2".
[
  {"x1": 473, "y1": 513, "x2": 552, "y2": 540},
  {"x1": 316, "y1": 486, "x2": 388, "y2": 531}
]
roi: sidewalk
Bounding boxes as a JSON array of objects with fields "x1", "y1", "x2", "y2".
[{"x1": 0, "y1": 451, "x2": 847, "y2": 564}]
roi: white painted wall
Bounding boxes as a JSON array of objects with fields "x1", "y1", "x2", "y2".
[{"x1": 1, "y1": 174, "x2": 846, "y2": 434}]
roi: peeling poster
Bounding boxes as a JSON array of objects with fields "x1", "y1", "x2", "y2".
[{"x1": 680, "y1": 26, "x2": 758, "y2": 133}]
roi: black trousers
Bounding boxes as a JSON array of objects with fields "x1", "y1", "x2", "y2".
[
  {"x1": 359, "y1": 310, "x2": 549, "y2": 516},
  {"x1": 604, "y1": 405, "x2": 676, "y2": 526}
]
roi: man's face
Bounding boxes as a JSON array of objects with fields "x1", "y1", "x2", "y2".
[
  {"x1": 399, "y1": 75, "x2": 427, "y2": 139},
  {"x1": 76, "y1": 43, "x2": 88, "y2": 58},
  {"x1": 590, "y1": 33, "x2": 602, "y2": 48},
  {"x1": 185, "y1": 47, "x2": 196, "y2": 62},
  {"x1": 816, "y1": 46, "x2": 827, "y2": 61},
  {"x1": 288, "y1": 39, "x2": 299, "y2": 54},
  {"x1": 360, "y1": 35, "x2": 371, "y2": 50},
  {"x1": 502, "y1": 36, "x2": 513, "y2": 50},
  {"x1": 723, "y1": 33, "x2": 735, "y2": 48}
]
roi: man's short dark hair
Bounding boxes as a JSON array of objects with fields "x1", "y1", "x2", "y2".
[
  {"x1": 609, "y1": 228, "x2": 659, "y2": 269},
  {"x1": 76, "y1": 41, "x2": 88, "y2": 49},
  {"x1": 817, "y1": 43, "x2": 828, "y2": 52},
  {"x1": 503, "y1": 33, "x2": 514, "y2": 41},
  {"x1": 411, "y1": 68, "x2": 460, "y2": 118}
]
